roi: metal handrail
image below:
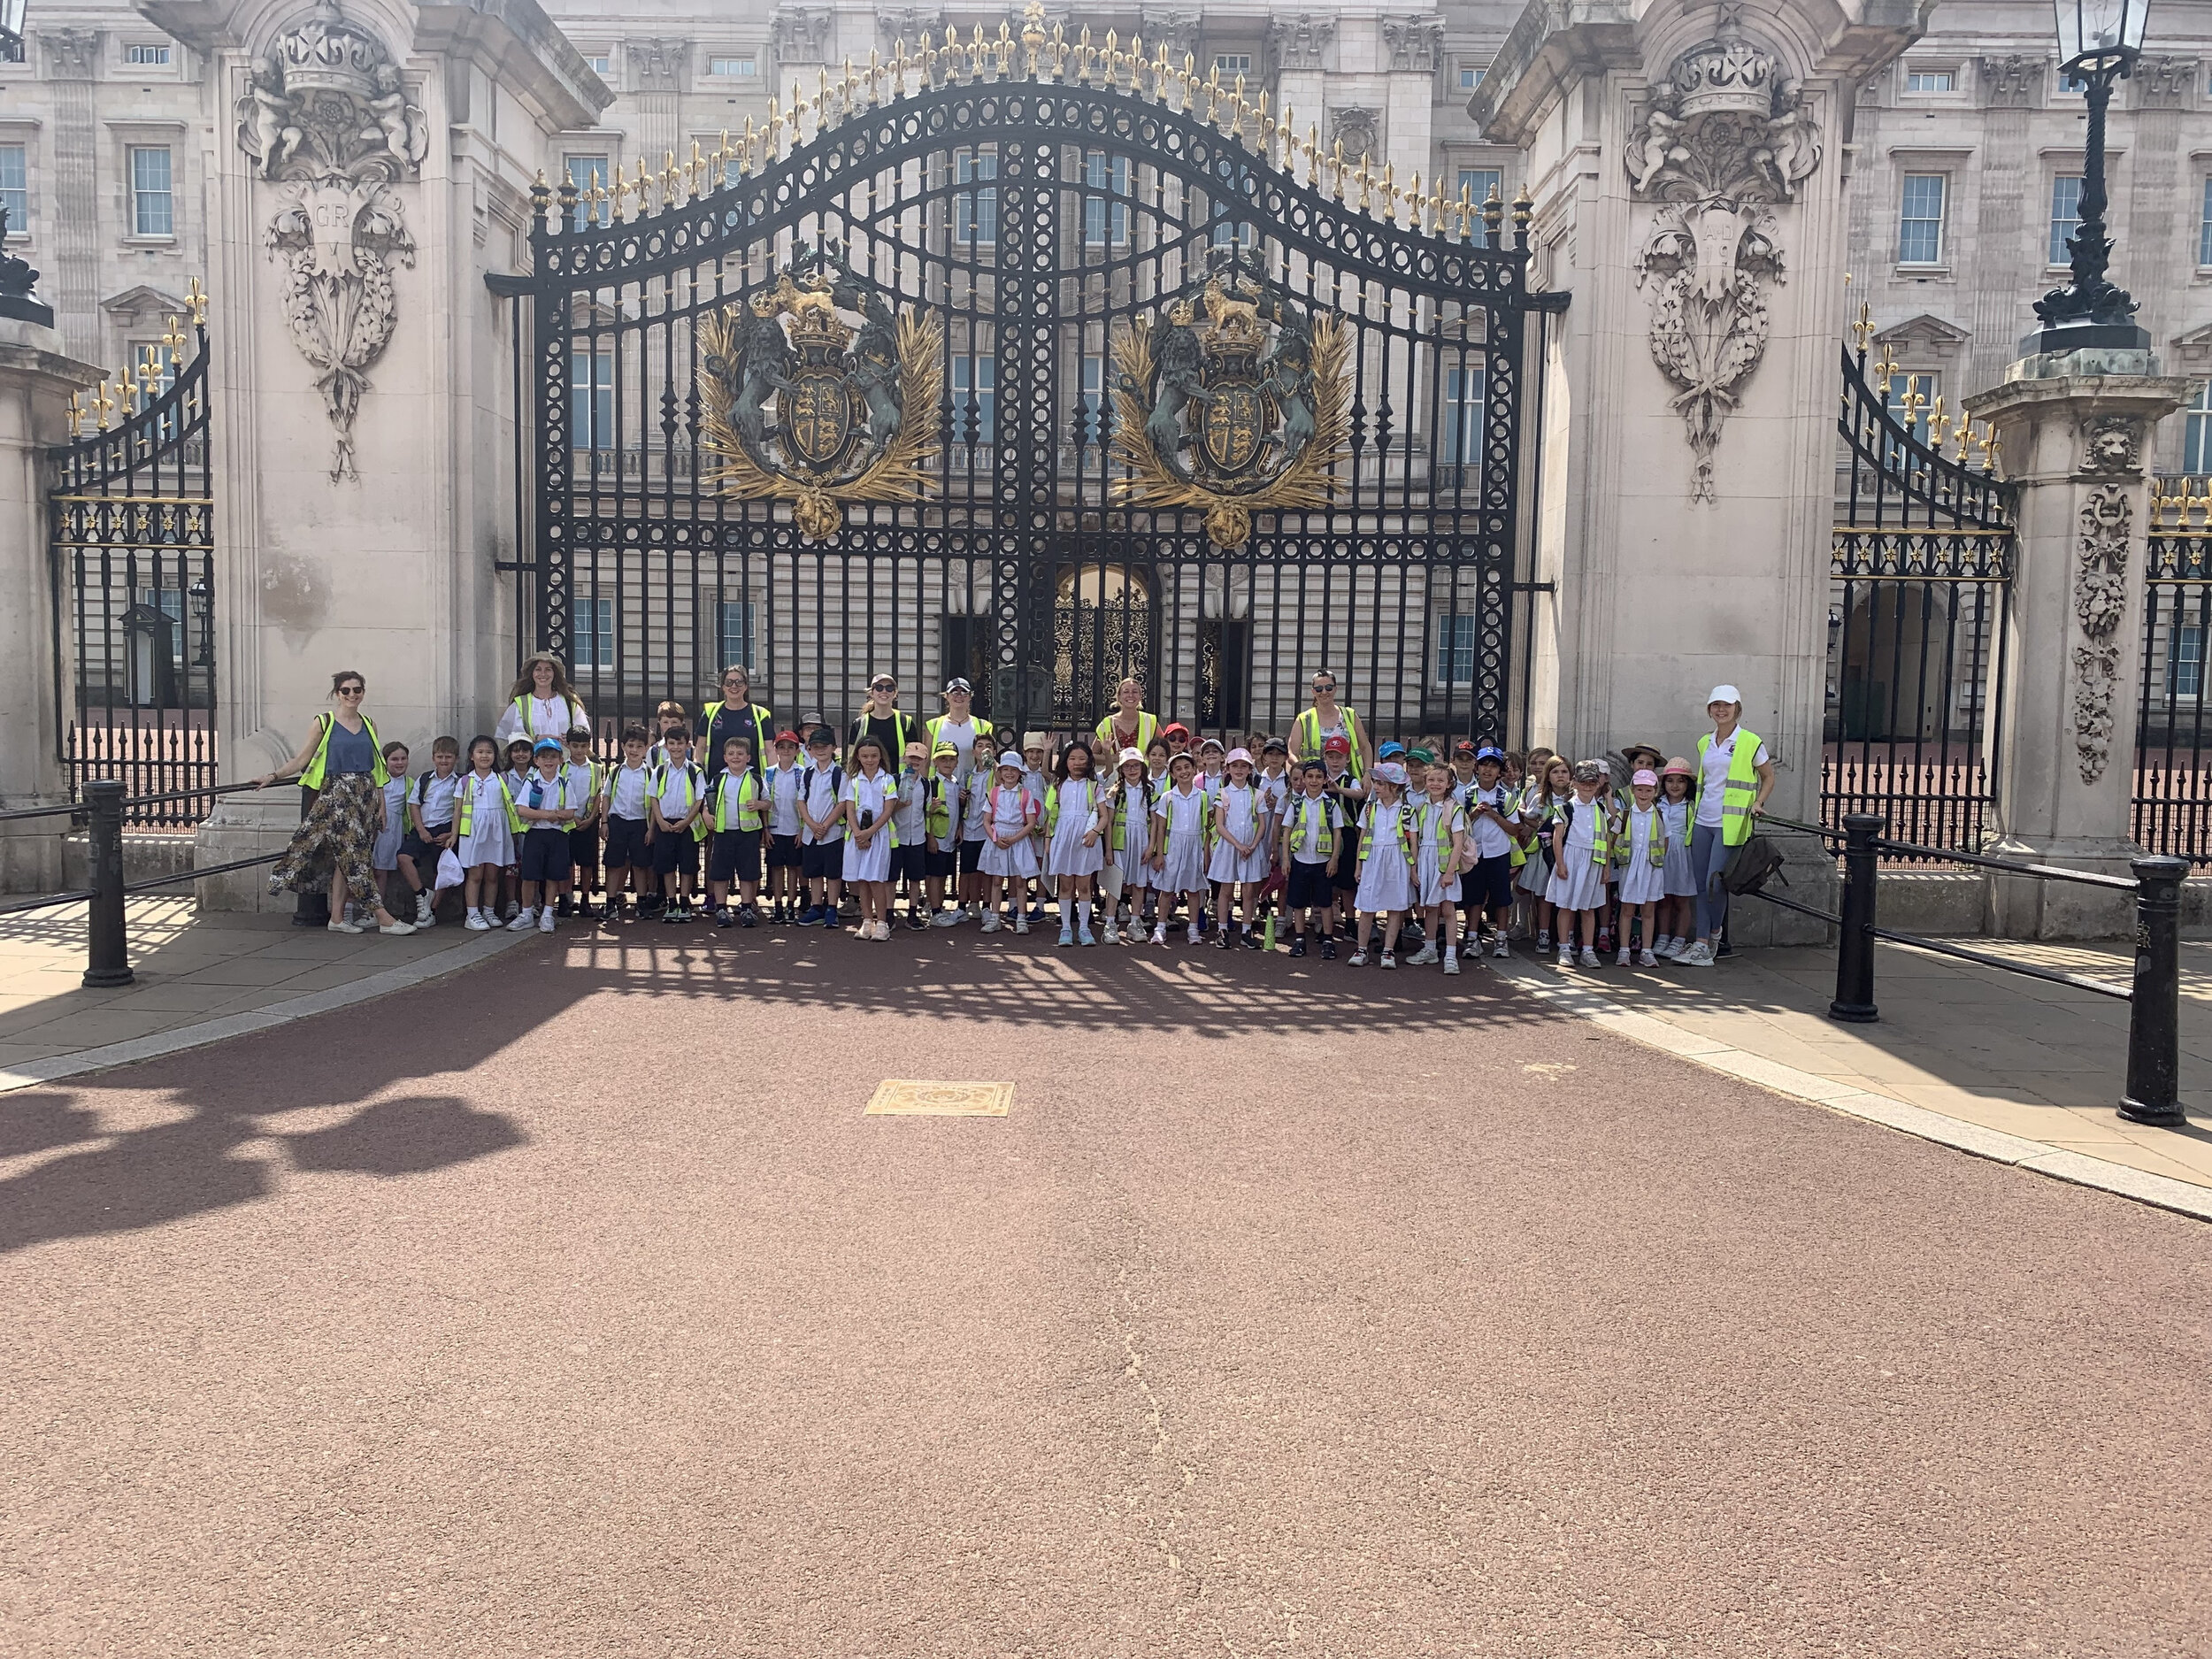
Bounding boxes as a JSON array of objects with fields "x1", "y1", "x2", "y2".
[{"x1": 0, "y1": 774, "x2": 271, "y2": 823}]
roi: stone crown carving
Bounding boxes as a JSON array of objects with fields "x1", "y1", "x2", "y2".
[
  {"x1": 1330, "y1": 106, "x2": 1380, "y2": 163},
  {"x1": 1626, "y1": 32, "x2": 1821, "y2": 503},
  {"x1": 237, "y1": 0, "x2": 425, "y2": 481}
]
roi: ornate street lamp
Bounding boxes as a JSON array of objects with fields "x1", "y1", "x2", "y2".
[
  {"x1": 2026, "y1": 0, "x2": 2154, "y2": 353},
  {"x1": 0, "y1": 0, "x2": 24, "y2": 64}
]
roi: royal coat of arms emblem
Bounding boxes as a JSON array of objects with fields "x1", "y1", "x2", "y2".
[
  {"x1": 697, "y1": 253, "x2": 942, "y2": 541},
  {"x1": 1110, "y1": 259, "x2": 1351, "y2": 549}
]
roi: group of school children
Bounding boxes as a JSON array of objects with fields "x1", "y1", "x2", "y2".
[{"x1": 359, "y1": 696, "x2": 1718, "y2": 975}]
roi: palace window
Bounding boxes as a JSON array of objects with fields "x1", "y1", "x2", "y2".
[
  {"x1": 2199, "y1": 178, "x2": 2212, "y2": 267},
  {"x1": 2183, "y1": 382, "x2": 2212, "y2": 473},
  {"x1": 1904, "y1": 68, "x2": 1954, "y2": 91},
  {"x1": 129, "y1": 340, "x2": 180, "y2": 396},
  {"x1": 0, "y1": 144, "x2": 25, "y2": 233},
  {"x1": 566, "y1": 155, "x2": 610, "y2": 227},
  {"x1": 718, "y1": 598, "x2": 755, "y2": 672},
  {"x1": 1083, "y1": 150, "x2": 1130, "y2": 248},
  {"x1": 2170, "y1": 622, "x2": 2205, "y2": 700},
  {"x1": 2049, "y1": 174, "x2": 2083, "y2": 267},
  {"x1": 1214, "y1": 54, "x2": 1252, "y2": 78},
  {"x1": 1883, "y1": 369, "x2": 1940, "y2": 450},
  {"x1": 1897, "y1": 173, "x2": 1946, "y2": 265},
  {"x1": 951, "y1": 352, "x2": 995, "y2": 445},
  {"x1": 1459, "y1": 65, "x2": 1486, "y2": 89},
  {"x1": 1435, "y1": 613, "x2": 1478, "y2": 686},
  {"x1": 708, "y1": 56, "x2": 756, "y2": 77},
  {"x1": 584, "y1": 54, "x2": 610, "y2": 76},
  {"x1": 1440, "y1": 363, "x2": 1486, "y2": 466},
  {"x1": 572, "y1": 596, "x2": 616, "y2": 671},
  {"x1": 128, "y1": 145, "x2": 173, "y2": 238},
  {"x1": 1457, "y1": 166, "x2": 1502, "y2": 211},
  {"x1": 571, "y1": 346, "x2": 615, "y2": 449},
  {"x1": 954, "y1": 149, "x2": 997, "y2": 246},
  {"x1": 125, "y1": 42, "x2": 172, "y2": 66}
]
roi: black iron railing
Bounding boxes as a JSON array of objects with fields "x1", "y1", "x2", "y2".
[
  {"x1": 1754, "y1": 813, "x2": 2185, "y2": 1127},
  {"x1": 2139, "y1": 477, "x2": 2211, "y2": 866}
]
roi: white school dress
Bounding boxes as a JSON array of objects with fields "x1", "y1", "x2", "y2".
[
  {"x1": 978, "y1": 780, "x2": 1040, "y2": 879},
  {"x1": 1545, "y1": 797, "x2": 1610, "y2": 912},
  {"x1": 1617, "y1": 804, "x2": 1668, "y2": 904},
  {"x1": 373, "y1": 776, "x2": 408, "y2": 872},
  {"x1": 1415, "y1": 798, "x2": 1466, "y2": 907},
  {"x1": 841, "y1": 772, "x2": 895, "y2": 883},
  {"x1": 1111, "y1": 781, "x2": 1155, "y2": 889},
  {"x1": 1355, "y1": 800, "x2": 1416, "y2": 914},
  {"x1": 1658, "y1": 797, "x2": 1698, "y2": 897},
  {"x1": 1205, "y1": 782, "x2": 1271, "y2": 885},
  {"x1": 1518, "y1": 797, "x2": 1562, "y2": 895},
  {"x1": 1047, "y1": 778, "x2": 1105, "y2": 879},
  {"x1": 457, "y1": 772, "x2": 516, "y2": 868},
  {"x1": 1153, "y1": 786, "x2": 1210, "y2": 894}
]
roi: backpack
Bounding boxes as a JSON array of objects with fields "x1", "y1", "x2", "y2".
[{"x1": 1722, "y1": 832, "x2": 1787, "y2": 895}]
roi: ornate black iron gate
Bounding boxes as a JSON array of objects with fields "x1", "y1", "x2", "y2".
[
  {"x1": 514, "y1": 21, "x2": 1547, "y2": 748},
  {"x1": 2140, "y1": 479, "x2": 2210, "y2": 864},
  {"x1": 50, "y1": 292, "x2": 215, "y2": 826},
  {"x1": 1824, "y1": 313, "x2": 2016, "y2": 851}
]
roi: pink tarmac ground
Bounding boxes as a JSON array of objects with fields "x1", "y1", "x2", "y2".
[{"x1": 4, "y1": 924, "x2": 2210, "y2": 1657}]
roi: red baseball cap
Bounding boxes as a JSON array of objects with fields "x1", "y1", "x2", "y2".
[
  {"x1": 773, "y1": 729, "x2": 802, "y2": 746},
  {"x1": 1322, "y1": 734, "x2": 1351, "y2": 755},
  {"x1": 1162, "y1": 722, "x2": 1191, "y2": 740}
]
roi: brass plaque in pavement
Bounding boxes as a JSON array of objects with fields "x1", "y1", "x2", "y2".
[{"x1": 864, "y1": 1080, "x2": 1012, "y2": 1118}]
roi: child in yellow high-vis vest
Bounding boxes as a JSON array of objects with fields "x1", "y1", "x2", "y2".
[
  {"x1": 458, "y1": 735, "x2": 522, "y2": 930},
  {"x1": 1279, "y1": 760, "x2": 1344, "y2": 960},
  {"x1": 648, "y1": 726, "x2": 707, "y2": 923},
  {"x1": 705, "y1": 733, "x2": 767, "y2": 928},
  {"x1": 923, "y1": 742, "x2": 965, "y2": 927},
  {"x1": 1148, "y1": 752, "x2": 1212, "y2": 946},
  {"x1": 561, "y1": 726, "x2": 603, "y2": 921},
  {"x1": 599, "y1": 726, "x2": 655, "y2": 924},
  {"x1": 1547, "y1": 759, "x2": 1615, "y2": 969},
  {"x1": 893, "y1": 739, "x2": 934, "y2": 931},
  {"x1": 1351, "y1": 761, "x2": 1416, "y2": 968},
  {"x1": 1616, "y1": 767, "x2": 1670, "y2": 967}
]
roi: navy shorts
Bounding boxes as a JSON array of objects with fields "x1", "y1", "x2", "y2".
[
  {"x1": 569, "y1": 824, "x2": 599, "y2": 874},
  {"x1": 603, "y1": 815, "x2": 649, "y2": 870},
  {"x1": 1465, "y1": 852, "x2": 1515, "y2": 911},
  {"x1": 766, "y1": 832, "x2": 803, "y2": 869},
  {"x1": 890, "y1": 843, "x2": 928, "y2": 884},
  {"x1": 1332, "y1": 826, "x2": 1362, "y2": 890},
  {"x1": 709, "y1": 826, "x2": 762, "y2": 884},
  {"x1": 801, "y1": 839, "x2": 843, "y2": 880},
  {"x1": 651, "y1": 828, "x2": 700, "y2": 878},
  {"x1": 925, "y1": 846, "x2": 960, "y2": 881},
  {"x1": 518, "y1": 826, "x2": 571, "y2": 883},
  {"x1": 959, "y1": 838, "x2": 986, "y2": 876},
  {"x1": 1286, "y1": 860, "x2": 1336, "y2": 911},
  {"x1": 399, "y1": 821, "x2": 452, "y2": 864}
]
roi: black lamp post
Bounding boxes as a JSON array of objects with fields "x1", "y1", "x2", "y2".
[{"x1": 2025, "y1": 0, "x2": 2153, "y2": 355}]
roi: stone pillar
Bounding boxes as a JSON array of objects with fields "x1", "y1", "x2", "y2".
[
  {"x1": 0, "y1": 317, "x2": 102, "y2": 893},
  {"x1": 1471, "y1": 0, "x2": 1918, "y2": 942},
  {"x1": 1964, "y1": 363, "x2": 2189, "y2": 938},
  {"x1": 34, "y1": 30, "x2": 102, "y2": 362},
  {"x1": 138, "y1": 0, "x2": 608, "y2": 907},
  {"x1": 1265, "y1": 18, "x2": 1333, "y2": 149}
]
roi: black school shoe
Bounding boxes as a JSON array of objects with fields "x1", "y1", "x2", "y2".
[
  {"x1": 1320, "y1": 938, "x2": 1338, "y2": 960},
  {"x1": 739, "y1": 905, "x2": 759, "y2": 927},
  {"x1": 715, "y1": 906, "x2": 736, "y2": 928},
  {"x1": 1289, "y1": 936, "x2": 1308, "y2": 958},
  {"x1": 1242, "y1": 927, "x2": 1262, "y2": 949}
]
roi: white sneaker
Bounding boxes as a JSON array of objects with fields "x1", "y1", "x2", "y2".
[
  {"x1": 1442, "y1": 949, "x2": 1461, "y2": 975},
  {"x1": 503, "y1": 901, "x2": 519, "y2": 921},
  {"x1": 414, "y1": 892, "x2": 434, "y2": 926},
  {"x1": 875, "y1": 920, "x2": 893, "y2": 941},
  {"x1": 1102, "y1": 920, "x2": 1120, "y2": 945},
  {"x1": 326, "y1": 918, "x2": 364, "y2": 935},
  {"x1": 1348, "y1": 949, "x2": 1369, "y2": 966},
  {"x1": 1678, "y1": 941, "x2": 1716, "y2": 967},
  {"x1": 1379, "y1": 950, "x2": 1397, "y2": 970},
  {"x1": 981, "y1": 914, "x2": 1002, "y2": 933},
  {"x1": 1652, "y1": 935, "x2": 1674, "y2": 959},
  {"x1": 1556, "y1": 949, "x2": 1574, "y2": 968},
  {"x1": 1617, "y1": 947, "x2": 1632, "y2": 966},
  {"x1": 1493, "y1": 936, "x2": 1511, "y2": 958},
  {"x1": 507, "y1": 908, "x2": 536, "y2": 931},
  {"x1": 465, "y1": 910, "x2": 491, "y2": 931},
  {"x1": 933, "y1": 909, "x2": 964, "y2": 927},
  {"x1": 538, "y1": 910, "x2": 556, "y2": 933},
  {"x1": 1186, "y1": 923, "x2": 1200, "y2": 944},
  {"x1": 1150, "y1": 926, "x2": 1167, "y2": 945},
  {"x1": 1015, "y1": 917, "x2": 1030, "y2": 935},
  {"x1": 1639, "y1": 949, "x2": 1659, "y2": 967},
  {"x1": 1580, "y1": 947, "x2": 1601, "y2": 968},
  {"x1": 1407, "y1": 944, "x2": 1440, "y2": 965}
]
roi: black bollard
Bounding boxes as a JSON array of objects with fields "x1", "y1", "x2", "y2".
[
  {"x1": 1828, "y1": 812, "x2": 1883, "y2": 1024},
  {"x1": 2117, "y1": 854, "x2": 2188, "y2": 1127},
  {"x1": 81, "y1": 780, "x2": 134, "y2": 988}
]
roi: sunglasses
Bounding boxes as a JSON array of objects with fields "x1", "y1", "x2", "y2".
[{"x1": 337, "y1": 685, "x2": 365, "y2": 695}]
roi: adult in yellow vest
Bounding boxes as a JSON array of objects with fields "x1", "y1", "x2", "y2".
[
  {"x1": 847, "y1": 672, "x2": 917, "y2": 771},
  {"x1": 255, "y1": 668, "x2": 418, "y2": 935},
  {"x1": 926, "y1": 676, "x2": 994, "y2": 781},
  {"x1": 1290, "y1": 671, "x2": 1375, "y2": 780},
  {"x1": 696, "y1": 664, "x2": 775, "y2": 787},
  {"x1": 1679, "y1": 683, "x2": 1774, "y2": 969},
  {"x1": 1093, "y1": 679, "x2": 1159, "y2": 759},
  {"x1": 493, "y1": 653, "x2": 592, "y2": 747}
]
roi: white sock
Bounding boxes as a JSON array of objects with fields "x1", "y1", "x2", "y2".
[{"x1": 1078, "y1": 900, "x2": 1093, "y2": 928}]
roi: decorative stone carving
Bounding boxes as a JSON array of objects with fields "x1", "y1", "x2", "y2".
[
  {"x1": 1979, "y1": 54, "x2": 2043, "y2": 108},
  {"x1": 770, "y1": 5, "x2": 833, "y2": 66},
  {"x1": 39, "y1": 29, "x2": 103, "y2": 80},
  {"x1": 2080, "y1": 415, "x2": 2141, "y2": 477},
  {"x1": 878, "y1": 6, "x2": 941, "y2": 54},
  {"x1": 2072, "y1": 483, "x2": 2131, "y2": 783},
  {"x1": 236, "y1": 0, "x2": 424, "y2": 481},
  {"x1": 1330, "y1": 106, "x2": 1380, "y2": 162},
  {"x1": 627, "y1": 38, "x2": 688, "y2": 94},
  {"x1": 1266, "y1": 18, "x2": 1333, "y2": 74},
  {"x1": 1141, "y1": 9, "x2": 1202, "y2": 68},
  {"x1": 1625, "y1": 31, "x2": 1820, "y2": 502},
  {"x1": 2133, "y1": 56, "x2": 2199, "y2": 109},
  {"x1": 1382, "y1": 15, "x2": 1445, "y2": 74}
]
